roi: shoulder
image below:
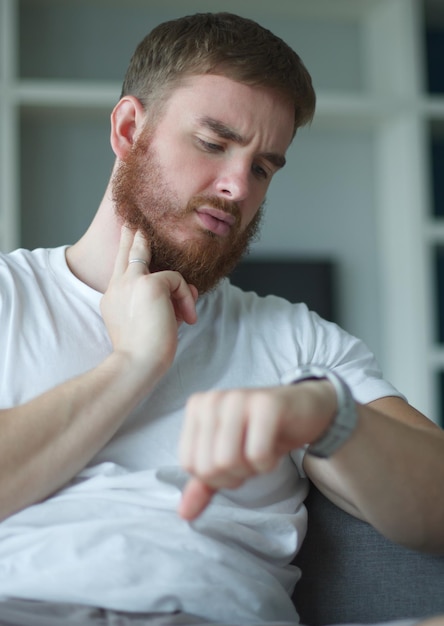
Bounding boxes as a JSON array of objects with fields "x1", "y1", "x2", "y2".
[
  {"x1": 0, "y1": 246, "x2": 68, "y2": 306},
  {"x1": 215, "y1": 278, "x2": 313, "y2": 319},
  {"x1": 214, "y1": 280, "x2": 402, "y2": 404},
  {"x1": 203, "y1": 278, "x2": 353, "y2": 362},
  {"x1": 219, "y1": 278, "x2": 342, "y2": 339},
  {"x1": 0, "y1": 246, "x2": 54, "y2": 274}
]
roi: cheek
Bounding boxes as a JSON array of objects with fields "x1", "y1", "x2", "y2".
[
  {"x1": 241, "y1": 187, "x2": 268, "y2": 229},
  {"x1": 161, "y1": 150, "x2": 213, "y2": 195}
]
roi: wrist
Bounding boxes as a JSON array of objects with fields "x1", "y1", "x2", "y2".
[
  {"x1": 281, "y1": 364, "x2": 358, "y2": 458},
  {"x1": 103, "y1": 350, "x2": 164, "y2": 397}
]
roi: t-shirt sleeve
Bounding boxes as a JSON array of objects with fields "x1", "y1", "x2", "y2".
[{"x1": 286, "y1": 305, "x2": 406, "y2": 405}]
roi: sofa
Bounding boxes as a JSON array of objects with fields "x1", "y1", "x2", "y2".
[{"x1": 293, "y1": 485, "x2": 444, "y2": 625}]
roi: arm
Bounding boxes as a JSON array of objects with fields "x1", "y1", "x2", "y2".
[
  {"x1": 178, "y1": 380, "x2": 444, "y2": 554},
  {"x1": 0, "y1": 228, "x2": 197, "y2": 521},
  {"x1": 304, "y1": 395, "x2": 444, "y2": 552}
]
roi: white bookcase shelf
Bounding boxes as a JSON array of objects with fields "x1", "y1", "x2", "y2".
[
  {"x1": 16, "y1": 80, "x2": 120, "y2": 107},
  {"x1": 1, "y1": 0, "x2": 443, "y2": 424}
]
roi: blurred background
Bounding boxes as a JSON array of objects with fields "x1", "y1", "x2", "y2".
[{"x1": 1, "y1": 0, "x2": 443, "y2": 424}]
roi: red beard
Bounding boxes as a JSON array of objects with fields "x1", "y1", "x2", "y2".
[{"x1": 112, "y1": 130, "x2": 263, "y2": 293}]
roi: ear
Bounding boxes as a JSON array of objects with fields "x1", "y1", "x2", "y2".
[{"x1": 110, "y1": 96, "x2": 146, "y2": 159}]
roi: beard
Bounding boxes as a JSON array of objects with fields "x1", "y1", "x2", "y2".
[{"x1": 111, "y1": 130, "x2": 263, "y2": 293}]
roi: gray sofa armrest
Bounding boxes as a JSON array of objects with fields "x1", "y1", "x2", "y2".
[{"x1": 293, "y1": 486, "x2": 444, "y2": 626}]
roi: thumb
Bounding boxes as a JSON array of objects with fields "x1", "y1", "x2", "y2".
[{"x1": 178, "y1": 478, "x2": 216, "y2": 520}]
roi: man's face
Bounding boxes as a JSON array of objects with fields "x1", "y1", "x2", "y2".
[{"x1": 112, "y1": 74, "x2": 294, "y2": 293}]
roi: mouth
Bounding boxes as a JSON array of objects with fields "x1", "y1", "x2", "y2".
[{"x1": 195, "y1": 206, "x2": 237, "y2": 237}]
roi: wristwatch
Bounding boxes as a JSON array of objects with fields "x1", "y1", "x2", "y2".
[{"x1": 280, "y1": 364, "x2": 358, "y2": 458}]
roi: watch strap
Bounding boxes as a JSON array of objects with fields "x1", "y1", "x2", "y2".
[{"x1": 280, "y1": 364, "x2": 358, "y2": 458}]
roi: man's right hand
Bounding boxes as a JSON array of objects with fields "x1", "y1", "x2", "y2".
[{"x1": 101, "y1": 226, "x2": 198, "y2": 380}]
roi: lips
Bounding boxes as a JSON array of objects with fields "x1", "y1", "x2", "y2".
[{"x1": 195, "y1": 207, "x2": 237, "y2": 237}]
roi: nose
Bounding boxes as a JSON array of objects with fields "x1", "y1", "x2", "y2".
[{"x1": 214, "y1": 160, "x2": 250, "y2": 203}]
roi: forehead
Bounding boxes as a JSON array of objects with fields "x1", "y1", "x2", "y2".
[{"x1": 158, "y1": 74, "x2": 295, "y2": 153}]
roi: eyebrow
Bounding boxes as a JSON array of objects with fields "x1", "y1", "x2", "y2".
[{"x1": 198, "y1": 116, "x2": 287, "y2": 169}]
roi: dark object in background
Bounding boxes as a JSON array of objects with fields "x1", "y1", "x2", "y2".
[{"x1": 229, "y1": 258, "x2": 337, "y2": 323}]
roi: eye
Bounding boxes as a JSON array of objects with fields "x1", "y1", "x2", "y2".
[
  {"x1": 252, "y1": 163, "x2": 269, "y2": 180},
  {"x1": 196, "y1": 138, "x2": 224, "y2": 153}
]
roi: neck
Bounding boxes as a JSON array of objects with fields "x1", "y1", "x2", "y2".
[{"x1": 66, "y1": 186, "x2": 122, "y2": 293}]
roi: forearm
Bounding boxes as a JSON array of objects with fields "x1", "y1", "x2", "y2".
[
  {"x1": 179, "y1": 378, "x2": 444, "y2": 553},
  {"x1": 0, "y1": 229, "x2": 197, "y2": 521},
  {"x1": 0, "y1": 351, "x2": 157, "y2": 521},
  {"x1": 305, "y1": 399, "x2": 444, "y2": 553}
]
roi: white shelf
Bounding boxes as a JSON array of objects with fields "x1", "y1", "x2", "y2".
[
  {"x1": 8, "y1": 82, "x2": 444, "y2": 124},
  {"x1": 16, "y1": 80, "x2": 120, "y2": 107},
  {"x1": 425, "y1": 220, "x2": 444, "y2": 242},
  {"x1": 422, "y1": 97, "x2": 444, "y2": 117},
  {"x1": 429, "y1": 347, "x2": 444, "y2": 369},
  {"x1": 13, "y1": 84, "x2": 404, "y2": 119}
]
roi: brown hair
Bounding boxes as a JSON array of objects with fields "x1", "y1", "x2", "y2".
[{"x1": 120, "y1": 12, "x2": 316, "y2": 136}]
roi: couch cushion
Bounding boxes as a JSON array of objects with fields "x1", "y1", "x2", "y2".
[{"x1": 293, "y1": 486, "x2": 444, "y2": 626}]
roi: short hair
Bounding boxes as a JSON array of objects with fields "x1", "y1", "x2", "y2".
[{"x1": 120, "y1": 12, "x2": 316, "y2": 136}]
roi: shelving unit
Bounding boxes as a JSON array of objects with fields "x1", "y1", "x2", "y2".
[
  {"x1": 1, "y1": 0, "x2": 444, "y2": 424},
  {"x1": 423, "y1": 0, "x2": 444, "y2": 425}
]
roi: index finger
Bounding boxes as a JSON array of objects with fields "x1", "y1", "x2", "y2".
[
  {"x1": 112, "y1": 225, "x2": 136, "y2": 278},
  {"x1": 127, "y1": 230, "x2": 152, "y2": 274},
  {"x1": 112, "y1": 227, "x2": 151, "y2": 278}
]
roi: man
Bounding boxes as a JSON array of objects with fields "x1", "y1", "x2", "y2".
[{"x1": 0, "y1": 11, "x2": 442, "y2": 626}]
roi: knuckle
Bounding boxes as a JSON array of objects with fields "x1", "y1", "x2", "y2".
[
  {"x1": 213, "y1": 457, "x2": 238, "y2": 476},
  {"x1": 247, "y1": 451, "x2": 277, "y2": 473},
  {"x1": 195, "y1": 466, "x2": 219, "y2": 485}
]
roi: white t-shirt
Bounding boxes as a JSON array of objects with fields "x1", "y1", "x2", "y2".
[{"x1": 0, "y1": 246, "x2": 403, "y2": 624}]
